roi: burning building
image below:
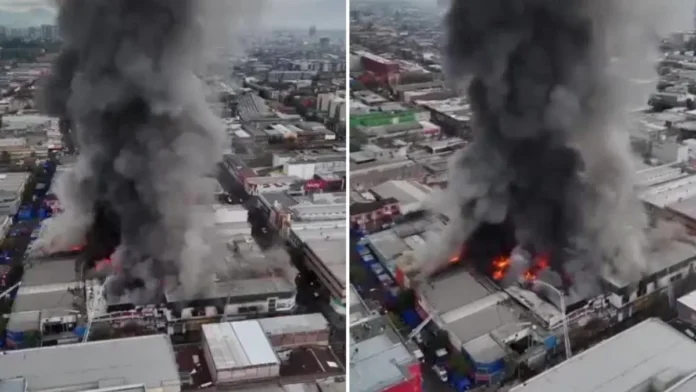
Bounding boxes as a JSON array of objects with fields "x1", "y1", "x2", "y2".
[
  {"x1": 35, "y1": 0, "x2": 266, "y2": 305},
  {"x1": 423, "y1": 0, "x2": 672, "y2": 304}
]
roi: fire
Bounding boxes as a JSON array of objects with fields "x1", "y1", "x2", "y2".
[
  {"x1": 490, "y1": 252, "x2": 550, "y2": 282},
  {"x1": 95, "y1": 257, "x2": 111, "y2": 271},
  {"x1": 448, "y1": 245, "x2": 467, "y2": 264},
  {"x1": 491, "y1": 255, "x2": 511, "y2": 281},
  {"x1": 522, "y1": 253, "x2": 550, "y2": 282}
]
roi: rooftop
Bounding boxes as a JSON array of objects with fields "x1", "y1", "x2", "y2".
[
  {"x1": 420, "y1": 268, "x2": 495, "y2": 314},
  {"x1": 258, "y1": 313, "x2": 329, "y2": 336},
  {"x1": 510, "y1": 318, "x2": 696, "y2": 392},
  {"x1": 0, "y1": 335, "x2": 180, "y2": 391},
  {"x1": 0, "y1": 172, "x2": 30, "y2": 197},
  {"x1": 350, "y1": 333, "x2": 414, "y2": 392},
  {"x1": 21, "y1": 257, "x2": 79, "y2": 287},
  {"x1": 370, "y1": 180, "x2": 431, "y2": 207},
  {"x1": 443, "y1": 292, "x2": 522, "y2": 346},
  {"x1": 202, "y1": 321, "x2": 279, "y2": 371}
]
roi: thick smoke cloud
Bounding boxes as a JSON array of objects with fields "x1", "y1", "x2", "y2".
[
  {"x1": 420, "y1": 0, "x2": 676, "y2": 294},
  {"x1": 36, "y1": 0, "x2": 265, "y2": 304}
]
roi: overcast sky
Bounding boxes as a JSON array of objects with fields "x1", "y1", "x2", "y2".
[{"x1": 0, "y1": 0, "x2": 346, "y2": 30}]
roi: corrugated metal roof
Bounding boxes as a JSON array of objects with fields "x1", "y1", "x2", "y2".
[
  {"x1": 510, "y1": 318, "x2": 696, "y2": 392},
  {"x1": 258, "y1": 313, "x2": 329, "y2": 336},
  {"x1": 203, "y1": 321, "x2": 278, "y2": 371},
  {"x1": 233, "y1": 320, "x2": 279, "y2": 366},
  {"x1": 0, "y1": 335, "x2": 180, "y2": 391}
]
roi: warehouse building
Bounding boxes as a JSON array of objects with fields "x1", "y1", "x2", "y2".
[
  {"x1": 0, "y1": 172, "x2": 30, "y2": 216},
  {"x1": 6, "y1": 255, "x2": 84, "y2": 348},
  {"x1": 0, "y1": 335, "x2": 181, "y2": 392},
  {"x1": 163, "y1": 233, "x2": 297, "y2": 323},
  {"x1": 202, "y1": 321, "x2": 281, "y2": 386},
  {"x1": 258, "y1": 313, "x2": 330, "y2": 349},
  {"x1": 510, "y1": 318, "x2": 696, "y2": 392}
]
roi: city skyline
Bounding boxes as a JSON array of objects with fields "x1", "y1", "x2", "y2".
[{"x1": 0, "y1": 0, "x2": 346, "y2": 30}]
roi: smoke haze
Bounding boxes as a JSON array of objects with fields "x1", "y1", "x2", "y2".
[
  {"x1": 36, "y1": 0, "x2": 265, "y2": 304},
  {"x1": 421, "y1": 0, "x2": 685, "y2": 295}
]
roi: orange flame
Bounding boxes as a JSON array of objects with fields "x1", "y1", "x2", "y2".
[
  {"x1": 491, "y1": 255, "x2": 511, "y2": 281},
  {"x1": 521, "y1": 253, "x2": 550, "y2": 282}
]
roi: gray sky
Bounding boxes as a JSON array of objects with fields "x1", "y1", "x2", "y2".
[{"x1": 0, "y1": 0, "x2": 346, "y2": 30}]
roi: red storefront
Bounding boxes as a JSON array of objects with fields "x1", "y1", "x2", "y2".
[{"x1": 383, "y1": 363, "x2": 423, "y2": 392}]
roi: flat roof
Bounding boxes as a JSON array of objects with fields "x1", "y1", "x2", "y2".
[
  {"x1": 202, "y1": 321, "x2": 279, "y2": 371},
  {"x1": 0, "y1": 335, "x2": 180, "y2": 391},
  {"x1": 603, "y1": 240, "x2": 696, "y2": 288},
  {"x1": 420, "y1": 268, "x2": 493, "y2": 314},
  {"x1": 304, "y1": 236, "x2": 346, "y2": 287},
  {"x1": 165, "y1": 275, "x2": 294, "y2": 303},
  {"x1": 510, "y1": 318, "x2": 696, "y2": 392},
  {"x1": 22, "y1": 257, "x2": 78, "y2": 287},
  {"x1": 12, "y1": 286, "x2": 78, "y2": 313},
  {"x1": 258, "y1": 313, "x2": 329, "y2": 336},
  {"x1": 444, "y1": 293, "x2": 522, "y2": 345},
  {"x1": 679, "y1": 290, "x2": 696, "y2": 311},
  {"x1": 350, "y1": 333, "x2": 413, "y2": 392},
  {"x1": 0, "y1": 172, "x2": 29, "y2": 196},
  {"x1": 370, "y1": 180, "x2": 431, "y2": 206}
]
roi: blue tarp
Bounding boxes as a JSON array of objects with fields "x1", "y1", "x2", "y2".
[
  {"x1": 544, "y1": 335, "x2": 558, "y2": 350},
  {"x1": 5, "y1": 330, "x2": 24, "y2": 348},
  {"x1": 74, "y1": 326, "x2": 87, "y2": 338},
  {"x1": 17, "y1": 207, "x2": 32, "y2": 221},
  {"x1": 450, "y1": 374, "x2": 473, "y2": 392},
  {"x1": 401, "y1": 309, "x2": 422, "y2": 329},
  {"x1": 38, "y1": 207, "x2": 50, "y2": 220}
]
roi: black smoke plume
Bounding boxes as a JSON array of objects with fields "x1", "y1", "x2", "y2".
[
  {"x1": 421, "y1": 0, "x2": 667, "y2": 295},
  {"x1": 36, "y1": 0, "x2": 264, "y2": 304}
]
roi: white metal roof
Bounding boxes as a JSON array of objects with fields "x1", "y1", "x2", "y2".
[
  {"x1": 202, "y1": 321, "x2": 279, "y2": 371},
  {"x1": 0, "y1": 335, "x2": 180, "y2": 391},
  {"x1": 678, "y1": 290, "x2": 696, "y2": 311},
  {"x1": 258, "y1": 313, "x2": 329, "y2": 336},
  {"x1": 510, "y1": 318, "x2": 696, "y2": 392}
]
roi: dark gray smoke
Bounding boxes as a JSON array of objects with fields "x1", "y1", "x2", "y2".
[
  {"x1": 421, "y1": 0, "x2": 672, "y2": 295},
  {"x1": 36, "y1": 0, "x2": 264, "y2": 304}
]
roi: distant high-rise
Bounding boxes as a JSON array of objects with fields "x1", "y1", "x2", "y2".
[
  {"x1": 319, "y1": 37, "x2": 330, "y2": 49},
  {"x1": 309, "y1": 25, "x2": 317, "y2": 37},
  {"x1": 41, "y1": 24, "x2": 53, "y2": 41}
]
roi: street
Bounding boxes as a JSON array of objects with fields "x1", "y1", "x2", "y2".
[{"x1": 350, "y1": 236, "x2": 455, "y2": 392}]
